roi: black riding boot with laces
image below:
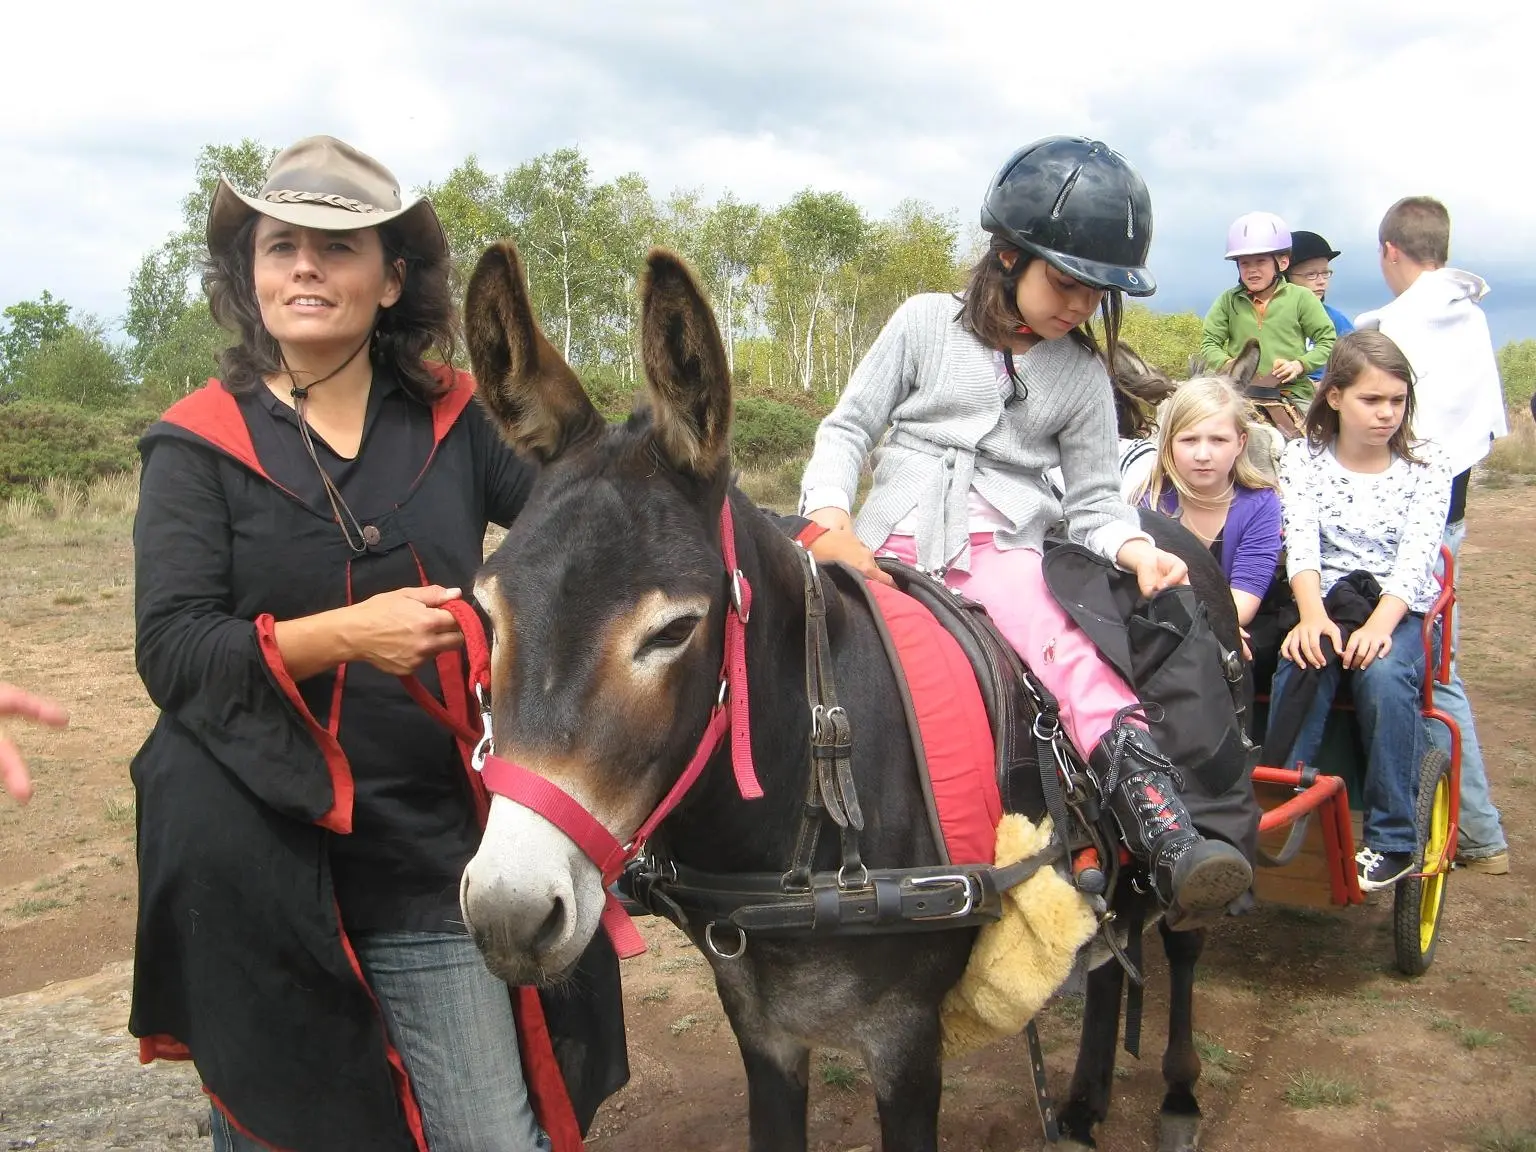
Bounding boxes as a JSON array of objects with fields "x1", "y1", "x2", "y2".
[{"x1": 1091, "y1": 724, "x2": 1253, "y2": 931}]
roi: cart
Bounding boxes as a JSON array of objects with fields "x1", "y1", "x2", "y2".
[{"x1": 1249, "y1": 546, "x2": 1461, "y2": 976}]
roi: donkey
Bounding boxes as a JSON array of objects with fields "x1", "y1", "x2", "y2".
[{"x1": 457, "y1": 239, "x2": 1235, "y2": 1152}]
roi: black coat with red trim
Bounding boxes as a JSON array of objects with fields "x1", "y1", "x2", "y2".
[{"x1": 128, "y1": 371, "x2": 626, "y2": 1151}]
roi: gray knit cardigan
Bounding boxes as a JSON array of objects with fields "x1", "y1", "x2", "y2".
[{"x1": 798, "y1": 293, "x2": 1144, "y2": 573}]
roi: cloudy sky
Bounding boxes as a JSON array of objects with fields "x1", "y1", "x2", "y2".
[{"x1": 4, "y1": 0, "x2": 1533, "y2": 346}]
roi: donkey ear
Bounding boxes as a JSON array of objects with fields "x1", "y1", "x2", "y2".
[
  {"x1": 1229, "y1": 338, "x2": 1263, "y2": 387},
  {"x1": 465, "y1": 241, "x2": 602, "y2": 463},
  {"x1": 1112, "y1": 342, "x2": 1175, "y2": 405},
  {"x1": 640, "y1": 248, "x2": 731, "y2": 478}
]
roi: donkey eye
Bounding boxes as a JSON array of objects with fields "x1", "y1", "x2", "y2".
[{"x1": 637, "y1": 614, "x2": 703, "y2": 657}]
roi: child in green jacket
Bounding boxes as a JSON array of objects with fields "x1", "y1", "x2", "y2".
[{"x1": 1201, "y1": 212, "x2": 1336, "y2": 402}]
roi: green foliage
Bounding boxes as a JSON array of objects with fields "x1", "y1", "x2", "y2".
[
  {"x1": 14, "y1": 136, "x2": 1536, "y2": 506},
  {"x1": 731, "y1": 396, "x2": 820, "y2": 468},
  {"x1": 125, "y1": 139, "x2": 274, "y2": 378},
  {"x1": 1498, "y1": 339, "x2": 1535, "y2": 408},
  {"x1": 10, "y1": 318, "x2": 131, "y2": 408},
  {"x1": 1117, "y1": 305, "x2": 1206, "y2": 377},
  {"x1": 136, "y1": 301, "x2": 226, "y2": 409},
  {"x1": 0, "y1": 401, "x2": 157, "y2": 499},
  {"x1": 0, "y1": 291, "x2": 72, "y2": 388}
]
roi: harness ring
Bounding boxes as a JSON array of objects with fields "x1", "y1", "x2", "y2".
[{"x1": 704, "y1": 921, "x2": 747, "y2": 961}]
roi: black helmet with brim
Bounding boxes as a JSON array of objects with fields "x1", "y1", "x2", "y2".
[
  {"x1": 981, "y1": 135, "x2": 1157, "y2": 297},
  {"x1": 1289, "y1": 230, "x2": 1341, "y2": 264}
]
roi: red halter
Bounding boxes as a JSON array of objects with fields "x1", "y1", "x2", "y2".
[{"x1": 415, "y1": 499, "x2": 762, "y2": 959}]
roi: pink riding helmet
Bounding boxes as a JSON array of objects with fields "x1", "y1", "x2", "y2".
[{"x1": 1225, "y1": 212, "x2": 1291, "y2": 259}]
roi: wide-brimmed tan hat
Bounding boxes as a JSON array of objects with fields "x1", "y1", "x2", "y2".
[{"x1": 206, "y1": 135, "x2": 447, "y2": 262}]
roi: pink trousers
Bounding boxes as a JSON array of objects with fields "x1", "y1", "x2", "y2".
[{"x1": 877, "y1": 533, "x2": 1140, "y2": 758}]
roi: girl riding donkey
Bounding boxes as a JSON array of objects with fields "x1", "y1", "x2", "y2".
[
  {"x1": 800, "y1": 136, "x2": 1253, "y2": 930},
  {"x1": 1267, "y1": 330, "x2": 1452, "y2": 891}
]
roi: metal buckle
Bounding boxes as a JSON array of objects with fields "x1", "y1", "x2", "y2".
[
  {"x1": 729, "y1": 569, "x2": 750, "y2": 622},
  {"x1": 836, "y1": 862, "x2": 870, "y2": 890},
  {"x1": 810, "y1": 704, "x2": 847, "y2": 740},
  {"x1": 472, "y1": 683, "x2": 494, "y2": 772},
  {"x1": 704, "y1": 921, "x2": 747, "y2": 960},
  {"x1": 909, "y1": 873, "x2": 977, "y2": 920}
]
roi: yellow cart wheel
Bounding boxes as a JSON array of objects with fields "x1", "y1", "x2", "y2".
[{"x1": 1393, "y1": 747, "x2": 1452, "y2": 976}]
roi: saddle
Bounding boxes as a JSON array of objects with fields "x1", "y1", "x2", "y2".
[
  {"x1": 849, "y1": 558, "x2": 1062, "y2": 825},
  {"x1": 1242, "y1": 372, "x2": 1306, "y2": 440}
]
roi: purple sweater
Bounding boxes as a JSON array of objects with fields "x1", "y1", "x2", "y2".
[{"x1": 1151, "y1": 484, "x2": 1283, "y2": 599}]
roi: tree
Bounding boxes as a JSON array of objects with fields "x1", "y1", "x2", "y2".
[
  {"x1": 699, "y1": 195, "x2": 765, "y2": 376},
  {"x1": 126, "y1": 140, "x2": 273, "y2": 377},
  {"x1": 503, "y1": 148, "x2": 607, "y2": 363},
  {"x1": 1497, "y1": 339, "x2": 1536, "y2": 409},
  {"x1": 179, "y1": 140, "x2": 276, "y2": 249},
  {"x1": 421, "y1": 154, "x2": 516, "y2": 291},
  {"x1": 591, "y1": 172, "x2": 661, "y2": 386},
  {"x1": 138, "y1": 301, "x2": 227, "y2": 406},
  {"x1": 764, "y1": 191, "x2": 865, "y2": 392},
  {"x1": 11, "y1": 316, "x2": 129, "y2": 408},
  {"x1": 0, "y1": 292, "x2": 72, "y2": 387},
  {"x1": 125, "y1": 243, "x2": 195, "y2": 372}
]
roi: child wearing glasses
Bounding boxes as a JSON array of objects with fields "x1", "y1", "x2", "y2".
[{"x1": 1286, "y1": 231, "x2": 1354, "y2": 384}]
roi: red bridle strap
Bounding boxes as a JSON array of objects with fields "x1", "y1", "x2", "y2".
[
  {"x1": 717, "y1": 498, "x2": 761, "y2": 800},
  {"x1": 480, "y1": 696, "x2": 730, "y2": 960},
  {"x1": 400, "y1": 597, "x2": 494, "y2": 747}
]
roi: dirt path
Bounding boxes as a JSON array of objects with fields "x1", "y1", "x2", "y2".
[{"x1": 2, "y1": 486, "x2": 1533, "y2": 1150}]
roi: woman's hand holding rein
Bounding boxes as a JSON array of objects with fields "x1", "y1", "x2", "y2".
[{"x1": 274, "y1": 586, "x2": 466, "y2": 680}]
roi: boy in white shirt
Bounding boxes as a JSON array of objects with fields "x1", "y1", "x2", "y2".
[{"x1": 1355, "y1": 196, "x2": 1510, "y2": 874}]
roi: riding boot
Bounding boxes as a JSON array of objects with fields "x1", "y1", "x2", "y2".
[{"x1": 1090, "y1": 724, "x2": 1253, "y2": 932}]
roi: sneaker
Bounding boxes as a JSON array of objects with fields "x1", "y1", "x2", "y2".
[
  {"x1": 1456, "y1": 851, "x2": 1509, "y2": 875},
  {"x1": 1355, "y1": 847, "x2": 1415, "y2": 892}
]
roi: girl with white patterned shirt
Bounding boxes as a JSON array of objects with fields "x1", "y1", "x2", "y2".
[{"x1": 1272, "y1": 330, "x2": 1451, "y2": 891}]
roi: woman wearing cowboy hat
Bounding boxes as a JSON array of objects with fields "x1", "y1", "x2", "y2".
[{"x1": 127, "y1": 136, "x2": 626, "y2": 1152}]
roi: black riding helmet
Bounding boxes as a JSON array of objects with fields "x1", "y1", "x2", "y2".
[
  {"x1": 1289, "y1": 230, "x2": 1341, "y2": 265},
  {"x1": 980, "y1": 136, "x2": 1156, "y2": 297}
]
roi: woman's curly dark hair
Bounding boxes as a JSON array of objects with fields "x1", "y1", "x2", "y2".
[{"x1": 203, "y1": 214, "x2": 459, "y2": 401}]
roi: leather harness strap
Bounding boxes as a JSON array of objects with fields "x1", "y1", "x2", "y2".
[{"x1": 785, "y1": 545, "x2": 864, "y2": 889}]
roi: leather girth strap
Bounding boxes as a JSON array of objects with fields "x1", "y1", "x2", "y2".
[{"x1": 784, "y1": 545, "x2": 864, "y2": 890}]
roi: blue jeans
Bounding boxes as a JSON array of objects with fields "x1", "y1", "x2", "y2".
[
  {"x1": 211, "y1": 931, "x2": 551, "y2": 1152},
  {"x1": 1434, "y1": 520, "x2": 1508, "y2": 857},
  {"x1": 1269, "y1": 614, "x2": 1428, "y2": 855}
]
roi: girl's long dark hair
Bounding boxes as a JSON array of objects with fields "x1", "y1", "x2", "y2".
[
  {"x1": 1304, "y1": 329, "x2": 1423, "y2": 463},
  {"x1": 204, "y1": 214, "x2": 460, "y2": 402},
  {"x1": 954, "y1": 234, "x2": 1123, "y2": 395}
]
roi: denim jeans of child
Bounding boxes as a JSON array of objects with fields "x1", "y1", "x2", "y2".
[{"x1": 1270, "y1": 613, "x2": 1429, "y2": 856}]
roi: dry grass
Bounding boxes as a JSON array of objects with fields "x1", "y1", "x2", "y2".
[
  {"x1": 86, "y1": 471, "x2": 140, "y2": 517},
  {"x1": 2, "y1": 471, "x2": 139, "y2": 525},
  {"x1": 736, "y1": 456, "x2": 807, "y2": 513},
  {"x1": 1486, "y1": 414, "x2": 1536, "y2": 476},
  {"x1": 40, "y1": 476, "x2": 87, "y2": 520},
  {"x1": 1, "y1": 490, "x2": 46, "y2": 526}
]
